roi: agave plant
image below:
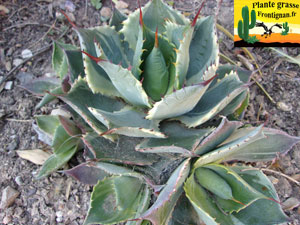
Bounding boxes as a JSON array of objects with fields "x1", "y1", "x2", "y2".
[{"x1": 20, "y1": 0, "x2": 300, "y2": 224}]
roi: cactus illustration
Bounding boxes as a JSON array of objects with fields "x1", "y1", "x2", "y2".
[
  {"x1": 238, "y1": 6, "x2": 257, "y2": 43},
  {"x1": 281, "y1": 22, "x2": 289, "y2": 35}
]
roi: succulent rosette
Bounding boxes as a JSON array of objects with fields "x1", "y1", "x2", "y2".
[{"x1": 21, "y1": 0, "x2": 300, "y2": 224}]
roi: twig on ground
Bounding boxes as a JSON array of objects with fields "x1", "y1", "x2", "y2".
[
  {"x1": 27, "y1": 19, "x2": 58, "y2": 49},
  {"x1": 6, "y1": 118, "x2": 33, "y2": 123},
  {"x1": 216, "y1": 23, "x2": 276, "y2": 104},
  {"x1": 219, "y1": 52, "x2": 238, "y2": 65},
  {"x1": 85, "y1": 0, "x2": 88, "y2": 18},
  {"x1": 3, "y1": 22, "x2": 60, "y2": 31},
  {"x1": 0, "y1": 28, "x2": 69, "y2": 86},
  {"x1": 256, "y1": 102, "x2": 263, "y2": 122},
  {"x1": 7, "y1": 6, "x2": 28, "y2": 21}
]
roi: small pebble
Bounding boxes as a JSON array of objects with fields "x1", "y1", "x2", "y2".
[
  {"x1": 115, "y1": 0, "x2": 128, "y2": 9},
  {"x1": 65, "y1": 0, "x2": 76, "y2": 12},
  {"x1": 100, "y1": 7, "x2": 112, "y2": 22},
  {"x1": 56, "y1": 211, "x2": 64, "y2": 222},
  {"x1": 2, "y1": 215, "x2": 12, "y2": 224},
  {"x1": 6, "y1": 48, "x2": 13, "y2": 56},
  {"x1": 56, "y1": 211, "x2": 63, "y2": 218},
  {"x1": 268, "y1": 176, "x2": 279, "y2": 184},
  {"x1": 4, "y1": 81, "x2": 13, "y2": 90},
  {"x1": 0, "y1": 186, "x2": 20, "y2": 209},
  {"x1": 282, "y1": 197, "x2": 300, "y2": 210},
  {"x1": 27, "y1": 188, "x2": 37, "y2": 197},
  {"x1": 277, "y1": 101, "x2": 292, "y2": 112},
  {"x1": 13, "y1": 58, "x2": 23, "y2": 67},
  {"x1": 21, "y1": 49, "x2": 33, "y2": 59},
  {"x1": 5, "y1": 61, "x2": 11, "y2": 71},
  {"x1": 7, "y1": 141, "x2": 18, "y2": 151},
  {"x1": 15, "y1": 176, "x2": 23, "y2": 186}
]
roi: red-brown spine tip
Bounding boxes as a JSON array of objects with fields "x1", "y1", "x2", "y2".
[
  {"x1": 155, "y1": 27, "x2": 159, "y2": 48},
  {"x1": 60, "y1": 10, "x2": 77, "y2": 28},
  {"x1": 138, "y1": 0, "x2": 143, "y2": 27},
  {"x1": 81, "y1": 51, "x2": 103, "y2": 63},
  {"x1": 202, "y1": 73, "x2": 218, "y2": 86},
  {"x1": 140, "y1": 77, "x2": 144, "y2": 84},
  {"x1": 191, "y1": 0, "x2": 207, "y2": 27}
]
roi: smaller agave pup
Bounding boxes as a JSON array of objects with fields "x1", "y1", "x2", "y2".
[{"x1": 21, "y1": 0, "x2": 300, "y2": 224}]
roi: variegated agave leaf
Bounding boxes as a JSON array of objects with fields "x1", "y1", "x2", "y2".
[{"x1": 21, "y1": 1, "x2": 300, "y2": 225}]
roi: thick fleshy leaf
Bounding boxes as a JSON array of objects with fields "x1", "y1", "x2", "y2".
[
  {"x1": 139, "y1": 159, "x2": 190, "y2": 225},
  {"x1": 36, "y1": 131, "x2": 80, "y2": 179},
  {"x1": 35, "y1": 86, "x2": 63, "y2": 110},
  {"x1": 21, "y1": 77, "x2": 60, "y2": 96},
  {"x1": 224, "y1": 127, "x2": 300, "y2": 162},
  {"x1": 98, "y1": 60, "x2": 151, "y2": 108},
  {"x1": 83, "y1": 132, "x2": 159, "y2": 166},
  {"x1": 89, "y1": 106, "x2": 165, "y2": 138},
  {"x1": 220, "y1": 91, "x2": 248, "y2": 118},
  {"x1": 143, "y1": 37, "x2": 169, "y2": 101},
  {"x1": 142, "y1": 0, "x2": 189, "y2": 33},
  {"x1": 109, "y1": 7, "x2": 127, "y2": 32},
  {"x1": 167, "y1": 194, "x2": 200, "y2": 225},
  {"x1": 35, "y1": 115, "x2": 60, "y2": 136},
  {"x1": 52, "y1": 41, "x2": 77, "y2": 79},
  {"x1": 202, "y1": 164, "x2": 266, "y2": 213},
  {"x1": 84, "y1": 176, "x2": 150, "y2": 225},
  {"x1": 194, "y1": 125, "x2": 265, "y2": 167},
  {"x1": 58, "y1": 116, "x2": 81, "y2": 136},
  {"x1": 232, "y1": 166, "x2": 289, "y2": 224},
  {"x1": 60, "y1": 78, "x2": 124, "y2": 138},
  {"x1": 64, "y1": 49, "x2": 85, "y2": 82},
  {"x1": 120, "y1": 1, "x2": 151, "y2": 51},
  {"x1": 195, "y1": 167, "x2": 235, "y2": 200},
  {"x1": 174, "y1": 26, "x2": 194, "y2": 89},
  {"x1": 120, "y1": 0, "x2": 188, "y2": 50},
  {"x1": 211, "y1": 64, "x2": 253, "y2": 87},
  {"x1": 177, "y1": 72, "x2": 248, "y2": 127},
  {"x1": 138, "y1": 157, "x2": 185, "y2": 186},
  {"x1": 51, "y1": 125, "x2": 77, "y2": 153},
  {"x1": 36, "y1": 145, "x2": 78, "y2": 179},
  {"x1": 136, "y1": 122, "x2": 212, "y2": 156},
  {"x1": 78, "y1": 26, "x2": 129, "y2": 66},
  {"x1": 194, "y1": 117, "x2": 243, "y2": 155},
  {"x1": 210, "y1": 65, "x2": 252, "y2": 118},
  {"x1": 64, "y1": 161, "x2": 144, "y2": 185},
  {"x1": 186, "y1": 16, "x2": 219, "y2": 85},
  {"x1": 164, "y1": 21, "x2": 185, "y2": 48},
  {"x1": 75, "y1": 28, "x2": 121, "y2": 97},
  {"x1": 184, "y1": 174, "x2": 238, "y2": 225},
  {"x1": 146, "y1": 82, "x2": 212, "y2": 120},
  {"x1": 131, "y1": 28, "x2": 144, "y2": 79}
]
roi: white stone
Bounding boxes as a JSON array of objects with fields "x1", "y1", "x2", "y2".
[
  {"x1": 4, "y1": 81, "x2": 13, "y2": 90},
  {"x1": 21, "y1": 49, "x2": 33, "y2": 59},
  {"x1": 13, "y1": 58, "x2": 23, "y2": 67}
]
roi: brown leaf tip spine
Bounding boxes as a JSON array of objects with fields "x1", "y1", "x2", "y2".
[
  {"x1": 191, "y1": 0, "x2": 207, "y2": 27},
  {"x1": 155, "y1": 27, "x2": 159, "y2": 48},
  {"x1": 138, "y1": 0, "x2": 144, "y2": 27},
  {"x1": 81, "y1": 51, "x2": 104, "y2": 63},
  {"x1": 60, "y1": 10, "x2": 77, "y2": 28}
]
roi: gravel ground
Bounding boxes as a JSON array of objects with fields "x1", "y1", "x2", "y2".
[{"x1": 0, "y1": 0, "x2": 299, "y2": 224}]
